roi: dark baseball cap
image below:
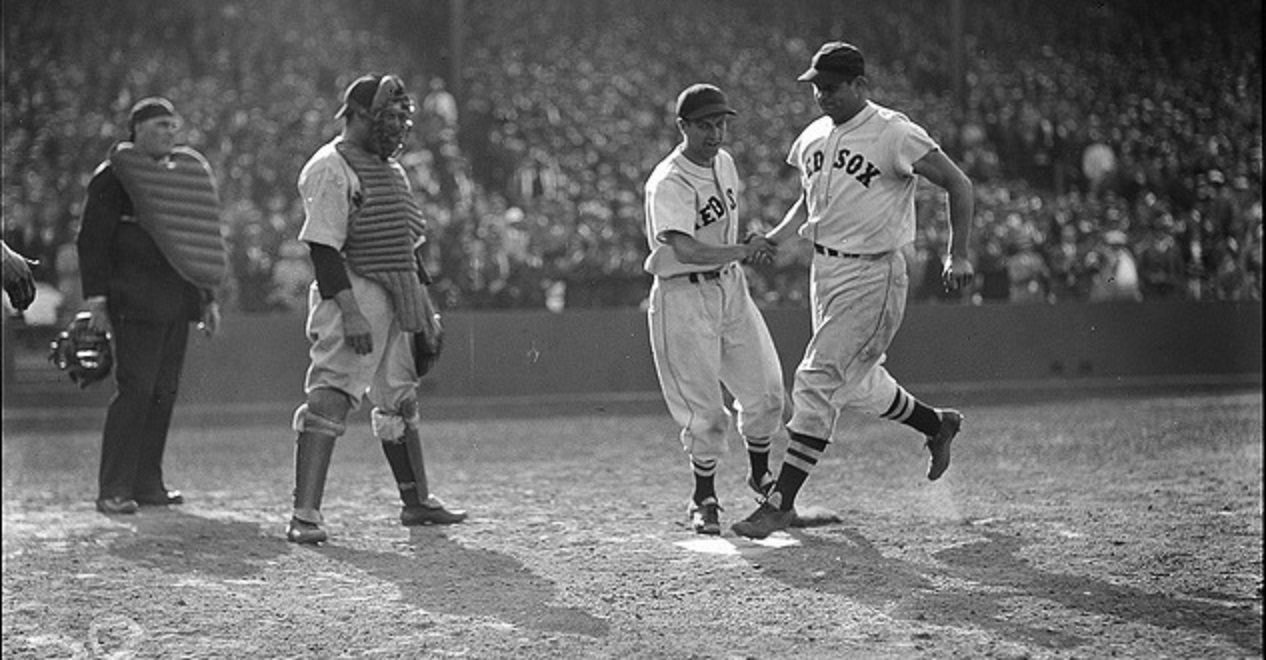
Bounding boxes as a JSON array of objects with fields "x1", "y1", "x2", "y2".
[
  {"x1": 335, "y1": 74, "x2": 382, "y2": 119},
  {"x1": 129, "y1": 96, "x2": 176, "y2": 128},
  {"x1": 676, "y1": 84, "x2": 737, "y2": 121},
  {"x1": 798, "y1": 42, "x2": 865, "y2": 84}
]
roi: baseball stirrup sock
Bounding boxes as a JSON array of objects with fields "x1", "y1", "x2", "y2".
[
  {"x1": 777, "y1": 432, "x2": 829, "y2": 511},
  {"x1": 745, "y1": 435, "x2": 771, "y2": 479},
  {"x1": 881, "y1": 387, "x2": 941, "y2": 436},
  {"x1": 692, "y1": 457, "x2": 718, "y2": 504}
]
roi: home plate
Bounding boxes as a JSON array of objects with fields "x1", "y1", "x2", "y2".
[{"x1": 675, "y1": 533, "x2": 801, "y2": 556}]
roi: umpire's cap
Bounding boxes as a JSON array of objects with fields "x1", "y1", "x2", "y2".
[
  {"x1": 129, "y1": 97, "x2": 176, "y2": 129},
  {"x1": 798, "y1": 42, "x2": 866, "y2": 84},
  {"x1": 676, "y1": 84, "x2": 737, "y2": 122}
]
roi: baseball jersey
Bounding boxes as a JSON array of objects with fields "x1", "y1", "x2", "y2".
[
  {"x1": 642, "y1": 146, "x2": 741, "y2": 278},
  {"x1": 297, "y1": 137, "x2": 366, "y2": 250},
  {"x1": 787, "y1": 101, "x2": 937, "y2": 254}
]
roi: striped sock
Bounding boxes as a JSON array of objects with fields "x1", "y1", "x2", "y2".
[
  {"x1": 691, "y1": 457, "x2": 718, "y2": 504},
  {"x1": 775, "y1": 432, "x2": 829, "y2": 511},
  {"x1": 881, "y1": 386, "x2": 941, "y2": 437},
  {"x1": 744, "y1": 435, "x2": 771, "y2": 478}
]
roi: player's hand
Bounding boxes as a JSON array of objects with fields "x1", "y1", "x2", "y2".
[
  {"x1": 1, "y1": 243, "x2": 38, "y2": 311},
  {"x1": 198, "y1": 301, "x2": 221, "y2": 338},
  {"x1": 742, "y1": 234, "x2": 777, "y2": 265},
  {"x1": 83, "y1": 298, "x2": 113, "y2": 336},
  {"x1": 342, "y1": 310, "x2": 374, "y2": 355},
  {"x1": 942, "y1": 254, "x2": 974, "y2": 292}
]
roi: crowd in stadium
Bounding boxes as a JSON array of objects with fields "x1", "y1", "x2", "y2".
[{"x1": 2, "y1": 0, "x2": 1261, "y2": 322}]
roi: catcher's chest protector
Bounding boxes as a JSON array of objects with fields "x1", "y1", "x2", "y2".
[
  {"x1": 109, "y1": 143, "x2": 228, "y2": 291},
  {"x1": 335, "y1": 141, "x2": 426, "y2": 276}
]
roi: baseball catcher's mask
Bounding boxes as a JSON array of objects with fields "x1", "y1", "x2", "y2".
[
  {"x1": 48, "y1": 311, "x2": 114, "y2": 388},
  {"x1": 339, "y1": 74, "x2": 416, "y2": 160}
]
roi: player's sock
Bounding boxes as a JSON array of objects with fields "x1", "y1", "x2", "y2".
[
  {"x1": 881, "y1": 386, "x2": 942, "y2": 437},
  {"x1": 744, "y1": 435, "x2": 771, "y2": 478},
  {"x1": 774, "y1": 431, "x2": 829, "y2": 511},
  {"x1": 691, "y1": 457, "x2": 718, "y2": 504}
]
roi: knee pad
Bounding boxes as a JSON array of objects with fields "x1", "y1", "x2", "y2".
[
  {"x1": 292, "y1": 403, "x2": 347, "y2": 437},
  {"x1": 372, "y1": 400, "x2": 420, "y2": 442}
]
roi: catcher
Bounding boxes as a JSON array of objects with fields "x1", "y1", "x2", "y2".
[{"x1": 286, "y1": 73, "x2": 463, "y2": 545}]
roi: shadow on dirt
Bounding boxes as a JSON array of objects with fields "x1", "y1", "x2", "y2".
[
  {"x1": 755, "y1": 527, "x2": 1261, "y2": 655},
  {"x1": 107, "y1": 509, "x2": 288, "y2": 580},
  {"x1": 320, "y1": 526, "x2": 610, "y2": 638},
  {"x1": 104, "y1": 511, "x2": 609, "y2": 638}
]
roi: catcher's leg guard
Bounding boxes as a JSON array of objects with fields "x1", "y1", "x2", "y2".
[
  {"x1": 287, "y1": 404, "x2": 344, "y2": 544},
  {"x1": 374, "y1": 402, "x2": 466, "y2": 525}
]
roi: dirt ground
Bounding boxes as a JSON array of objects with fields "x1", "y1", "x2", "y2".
[{"x1": 2, "y1": 389, "x2": 1262, "y2": 658}]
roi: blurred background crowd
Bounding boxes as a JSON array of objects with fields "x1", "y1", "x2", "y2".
[{"x1": 2, "y1": 0, "x2": 1261, "y2": 325}]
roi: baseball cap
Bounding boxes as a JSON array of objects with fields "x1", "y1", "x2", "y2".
[
  {"x1": 798, "y1": 42, "x2": 865, "y2": 84},
  {"x1": 676, "y1": 84, "x2": 737, "y2": 121},
  {"x1": 129, "y1": 97, "x2": 176, "y2": 128},
  {"x1": 335, "y1": 74, "x2": 382, "y2": 119}
]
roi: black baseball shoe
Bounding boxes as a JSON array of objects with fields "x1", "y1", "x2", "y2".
[
  {"x1": 96, "y1": 497, "x2": 139, "y2": 515},
  {"x1": 401, "y1": 496, "x2": 467, "y2": 526},
  {"x1": 286, "y1": 518, "x2": 327, "y2": 544},
  {"x1": 731, "y1": 492, "x2": 795, "y2": 539},
  {"x1": 688, "y1": 496, "x2": 722, "y2": 535},
  {"x1": 746, "y1": 471, "x2": 776, "y2": 498},
  {"x1": 926, "y1": 409, "x2": 963, "y2": 481}
]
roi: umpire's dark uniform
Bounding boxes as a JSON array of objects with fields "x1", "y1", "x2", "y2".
[{"x1": 77, "y1": 162, "x2": 207, "y2": 505}]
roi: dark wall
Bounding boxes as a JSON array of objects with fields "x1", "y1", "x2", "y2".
[{"x1": 166, "y1": 301, "x2": 1262, "y2": 405}]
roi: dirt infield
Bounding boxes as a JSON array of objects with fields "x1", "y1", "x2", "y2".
[{"x1": 2, "y1": 389, "x2": 1261, "y2": 658}]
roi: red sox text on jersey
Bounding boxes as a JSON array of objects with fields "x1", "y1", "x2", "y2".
[
  {"x1": 697, "y1": 188, "x2": 737, "y2": 230},
  {"x1": 805, "y1": 147, "x2": 881, "y2": 187}
]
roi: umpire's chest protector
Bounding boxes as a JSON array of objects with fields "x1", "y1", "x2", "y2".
[{"x1": 109, "y1": 142, "x2": 228, "y2": 291}]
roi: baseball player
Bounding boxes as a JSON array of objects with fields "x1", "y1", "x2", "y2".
[
  {"x1": 286, "y1": 73, "x2": 464, "y2": 544},
  {"x1": 733, "y1": 42, "x2": 975, "y2": 539},
  {"x1": 643, "y1": 83, "x2": 785, "y2": 535}
]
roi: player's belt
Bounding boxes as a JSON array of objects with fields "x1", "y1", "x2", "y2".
[
  {"x1": 683, "y1": 270, "x2": 722, "y2": 284},
  {"x1": 814, "y1": 243, "x2": 889, "y2": 260}
]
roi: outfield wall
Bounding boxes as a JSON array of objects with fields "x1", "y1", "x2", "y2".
[
  {"x1": 3, "y1": 301, "x2": 1260, "y2": 408},
  {"x1": 174, "y1": 301, "x2": 1260, "y2": 403}
]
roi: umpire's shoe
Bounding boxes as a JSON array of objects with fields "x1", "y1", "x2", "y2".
[
  {"x1": 925, "y1": 409, "x2": 963, "y2": 481},
  {"x1": 286, "y1": 518, "x2": 327, "y2": 544},
  {"x1": 401, "y1": 495, "x2": 467, "y2": 526},
  {"x1": 96, "y1": 497, "x2": 139, "y2": 515},
  {"x1": 689, "y1": 496, "x2": 722, "y2": 535},
  {"x1": 731, "y1": 492, "x2": 795, "y2": 539}
]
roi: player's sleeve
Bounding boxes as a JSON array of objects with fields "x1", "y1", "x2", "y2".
[
  {"x1": 647, "y1": 175, "x2": 696, "y2": 245},
  {"x1": 297, "y1": 153, "x2": 352, "y2": 250},
  {"x1": 894, "y1": 119, "x2": 939, "y2": 177}
]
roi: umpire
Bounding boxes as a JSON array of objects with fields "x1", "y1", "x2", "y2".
[{"x1": 77, "y1": 96, "x2": 227, "y2": 515}]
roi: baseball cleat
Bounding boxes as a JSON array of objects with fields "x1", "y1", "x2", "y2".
[
  {"x1": 925, "y1": 409, "x2": 963, "y2": 481},
  {"x1": 95, "y1": 497, "x2": 139, "y2": 515},
  {"x1": 747, "y1": 471, "x2": 776, "y2": 498},
  {"x1": 731, "y1": 494, "x2": 795, "y2": 539},
  {"x1": 688, "y1": 497, "x2": 722, "y2": 535},
  {"x1": 286, "y1": 517, "x2": 327, "y2": 544},
  {"x1": 401, "y1": 496, "x2": 467, "y2": 526}
]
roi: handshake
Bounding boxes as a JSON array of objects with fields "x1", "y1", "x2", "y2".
[{"x1": 741, "y1": 232, "x2": 778, "y2": 266}]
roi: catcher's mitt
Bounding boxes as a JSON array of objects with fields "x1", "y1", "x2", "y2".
[
  {"x1": 48, "y1": 311, "x2": 114, "y2": 389},
  {"x1": 414, "y1": 313, "x2": 443, "y2": 377}
]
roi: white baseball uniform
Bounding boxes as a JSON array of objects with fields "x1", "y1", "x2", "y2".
[
  {"x1": 643, "y1": 146, "x2": 784, "y2": 460},
  {"x1": 785, "y1": 101, "x2": 938, "y2": 440}
]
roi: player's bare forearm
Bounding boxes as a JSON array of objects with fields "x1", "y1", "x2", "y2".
[
  {"x1": 945, "y1": 175, "x2": 974, "y2": 259},
  {"x1": 914, "y1": 150, "x2": 973, "y2": 258},
  {"x1": 765, "y1": 194, "x2": 808, "y2": 245},
  {"x1": 664, "y1": 231, "x2": 760, "y2": 267}
]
